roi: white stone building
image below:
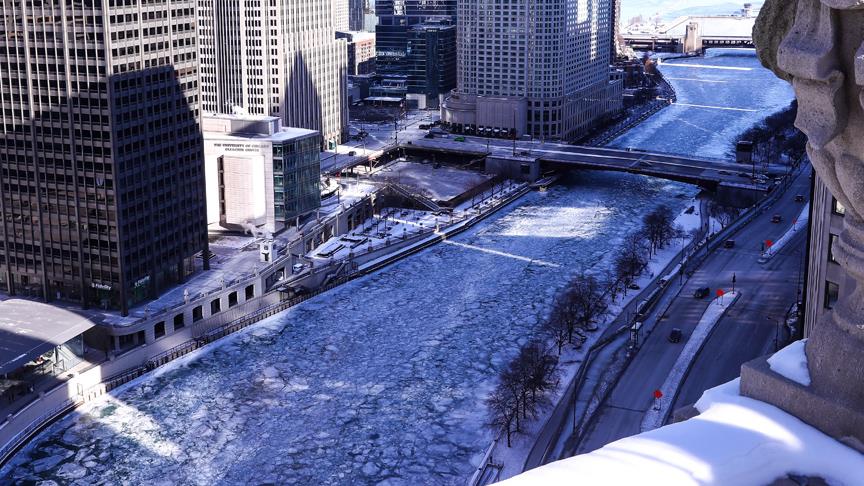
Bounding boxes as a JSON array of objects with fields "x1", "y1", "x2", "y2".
[
  {"x1": 442, "y1": 0, "x2": 623, "y2": 141},
  {"x1": 203, "y1": 115, "x2": 321, "y2": 234},
  {"x1": 198, "y1": 0, "x2": 349, "y2": 148}
]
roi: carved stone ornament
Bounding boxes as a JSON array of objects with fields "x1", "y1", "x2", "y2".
[{"x1": 745, "y1": 0, "x2": 864, "y2": 451}]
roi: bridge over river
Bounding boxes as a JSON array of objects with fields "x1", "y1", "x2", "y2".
[{"x1": 405, "y1": 137, "x2": 784, "y2": 206}]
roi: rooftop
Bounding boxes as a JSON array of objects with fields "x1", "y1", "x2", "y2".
[{"x1": 0, "y1": 299, "x2": 97, "y2": 374}]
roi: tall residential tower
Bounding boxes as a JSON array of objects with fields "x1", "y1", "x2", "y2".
[
  {"x1": 442, "y1": 0, "x2": 622, "y2": 140},
  {"x1": 0, "y1": 0, "x2": 208, "y2": 315},
  {"x1": 198, "y1": 0, "x2": 348, "y2": 148}
]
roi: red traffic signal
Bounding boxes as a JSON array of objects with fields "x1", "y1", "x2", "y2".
[
  {"x1": 765, "y1": 239, "x2": 774, "y2": 248},
  {"x1": 717, "y1": 289, "x2": 725, "y2": 297},
  {"x1": 653, "y1": 389, "x2": 663, "y2": 399}
]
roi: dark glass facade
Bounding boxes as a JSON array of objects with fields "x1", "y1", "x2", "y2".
[
  {"x1": 405, "y1": 24, "x2": 456, "y2": 107},
  {"x1": 273, "y1": 134, "x2": 321, "y2": 222},
  {"x1": 0, "y1": 0, "x2": 207, "y2": 315}
]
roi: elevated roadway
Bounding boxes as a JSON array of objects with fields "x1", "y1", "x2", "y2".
[{"x1": 405, "y1": 136, "x2": 784, "y2": 193}]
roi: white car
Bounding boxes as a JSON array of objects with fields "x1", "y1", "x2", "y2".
[{"x1": 292, "y1": 263, "x2": 305, "y2": 274}]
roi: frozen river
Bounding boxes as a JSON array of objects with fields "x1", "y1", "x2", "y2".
[
  {"x1": 610, "y1": 49, "x2": 795, "y2": 159},
  {"x1": 2, "y1": 173, "x2": 696, "y2": 485},
  {"x1": 1, "y1": 49, "x2": 792, "y2": 486}
]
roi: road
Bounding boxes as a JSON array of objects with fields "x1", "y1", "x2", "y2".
[
  {"x1": 409, "y1": 136, "x2": 786, "y2": 187},
  {"x1": 572, "y1": 167, "x2": 810, "y2": 455}
]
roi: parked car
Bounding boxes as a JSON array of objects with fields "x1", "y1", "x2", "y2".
[
  {"x1": 292, "y1": 263, "x2": 305, "y2": 274},
  {"x1": 771, "y1": 214, "x2": 782, "y2": 223},
  {"x1": 424, "y1": 133, "x2": 435, "y2": 139},
  {"x1": 348, "y1": 150, "x2": 356, "y2": 156},
  {"x1": 724, "y1": 239, "x2": 736, "y2": 248},
  {"x1": 795, "y1": 194, "x2": 806, "y2": 202},
  {"x1": 454, "y1": 136, "x2": 466, "y2": 142},
  {"x1": 628, "y1": 283, "x2": 641, "y2": 290},
  {"x1": 693, "y1": 287, "x2": 710, "y2": 299},
  {"x1": 668, "y1": 328, "x2": 683, "y2": 343}
]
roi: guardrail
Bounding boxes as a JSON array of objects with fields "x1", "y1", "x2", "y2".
[{"x1": 0, "y1": 398, "x2": 80, "y2": 468}]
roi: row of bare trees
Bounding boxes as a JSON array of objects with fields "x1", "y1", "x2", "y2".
[
  {"x1": 487, "y1": 342, "x2": 560, "y2": 447},
  {"x1": 488, "y1": 205, "x2": 684, "y2": 447}
]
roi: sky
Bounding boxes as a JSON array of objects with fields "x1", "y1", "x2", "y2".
[{"x1": 620, "y1": 1, "x2": 762, "y2": 24}]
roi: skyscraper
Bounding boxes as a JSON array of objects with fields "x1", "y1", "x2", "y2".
[
  {"x1": 349, "y1": 0, "x2": 366, "y2": 31},
  {"x1": 333, "y1": 0, "x2": 350, "y2": 32},
  {"x1": 198, "y1": 0, "x2": 349, "y2": 148},
  {"x1": 0, "y1": 0, "x2": 208, "y2": 315},
  {"x1": 442, "y1": 0, "x2": 622, "y2": 141}
]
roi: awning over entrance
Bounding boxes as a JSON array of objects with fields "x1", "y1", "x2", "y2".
[{"x1": 0, "y1": 299, "x2": 96, "y2": 375}]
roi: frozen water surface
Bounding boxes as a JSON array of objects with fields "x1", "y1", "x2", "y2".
[
  {"x1": 2, "y1": 50, "x2": 789, "y2": 486},
  {"x1": 2, "y1": 173, "x2": 696, "y2": 485},
  {"x1": 610, "y1": 49, "x2": 795, "y2": 159}
]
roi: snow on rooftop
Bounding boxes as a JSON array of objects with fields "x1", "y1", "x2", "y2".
[{"x1": 502, "y1": 344, "x2": 864, "y2": 486}]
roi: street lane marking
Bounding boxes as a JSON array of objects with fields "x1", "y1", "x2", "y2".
[
  {"x1": 661, "y1": 63, "x2": 753, "y2": 71},
  {"x1": 672, "y1": 102, "x2": 759, "y2": 112}
]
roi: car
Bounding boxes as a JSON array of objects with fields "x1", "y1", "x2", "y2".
[
  {"x1": 628, "y1": 283, "x2": 641, "y2": 290},
  {"x1": 724, "y1": 239, "x2": 735, "y2": 248},
  {"x1": 520, "y1": 150, "x2": 530, "y2": 156},
  {"x1": 771, "y1": 214, "x2": 782, "y2": 223},
  {"x1": 454, "y1": 136, "x2": 466, "y2": 142},
  {"x1": 348, "y1": 150, "x2": 356, "y2": 156},
  {"x1": 718, "y1": 170, "x2": 731, "y2": 175},
  {"x1": 668, "y1": 328, "x2": 683, "y2": 343},
  {"x1": 795, "y1": 194, "x2": 806, "y2": 202},
  {"x1": 292, "y1": 263, "x2": 305, "y2": 274},
  {"x1": 418, "y1": 124, "x2": 430, "y2": 130},
  {"x1": 693, "y1": 287, "x2": 710, "y2": 299},
  {"x1": 424, "y1": 133, "x2": 435, "y2": 139}
]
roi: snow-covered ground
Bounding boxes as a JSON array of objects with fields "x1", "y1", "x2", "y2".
[
  {"x1": 500, "y1": 366, "x2": 864, "y2": 486},
  {"x1": 609, "y1": 49, "x2": 795, "y2": 160},
  {"x1": 1, "y1": 172, "x2": 698, "y2": 485}
]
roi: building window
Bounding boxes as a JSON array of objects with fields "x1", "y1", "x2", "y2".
[
  {"x1": 832, "y1": 197, "x2": 846, "y2": 216},
  {"x1": 193, "y1": 305, "x2": 203, "y2": 322},
  {"x1": 211, "y1": 298, "x2": 221, "y2": 314},
  {"x1": 245, "y1": 284, "x2": 255, "y2": 300},
  {"x1": 229, "y1": 291, "x2": 238, "y2": 307},
  {"x1": 829, "y1": 233, "x2": 839, "y2": 264},
  {"x1": 154, "y1": 321, "x2": 166, "y2": 339},
  {"x1": 824, "y1": 280, "x2": 839, "y2": 309},
  {"x1": 174, "y1": 313, "x2": 185, "y2": 330}
]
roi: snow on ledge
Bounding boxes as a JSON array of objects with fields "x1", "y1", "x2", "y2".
[
  {"x1": 766, "y1": 339, "x2": 811, "y2": 387},
  {"x1": 500, "y1": 378, "x2": 864, "y2": 486}
]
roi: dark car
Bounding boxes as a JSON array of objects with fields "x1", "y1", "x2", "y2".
[
  {"x1": 693, "y1": 287, "x2": 710, "y2": 299},
  {"x1": 724, "y1": 239, "x2": 735, "y2": 248},
  {"x1": 795, "y1": 194, "x2": 806, "y2": 202},
  {"x1": 669, "y1": 328, "x2": 683, "y2": 343},
  {"x1": 424, "y1": 133, "x2": 435, "y2": 139},
  {"x1": 771, "y1": 214, "x2": 782, "y2": 223}
]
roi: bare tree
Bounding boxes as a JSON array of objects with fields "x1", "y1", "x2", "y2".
[
  {"x1": 566, "y1": 274, "x2": 609, "y2": 333},
  {"x1": 614, "y1": 233, "x2": 649, "y2": 294},
  {"x1": 641, "y1": 205, "x2": 676, "y2": 254},
  {"x1": 544, "y1": 303, "x2": 571, "y2": 355},
  {"x1": 708, "y1": 201, "x2": 741, "y2": 229},
  {"x1": 487, "y1": 385, "x2": 517, "y2": 447}
]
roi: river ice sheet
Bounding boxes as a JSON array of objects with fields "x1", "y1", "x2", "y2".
[
  {"x1": 610, "y1": 49, "x2": 795, "y2": 159},
  {"x1": 2, "y1": 173, "x2": 697, "y2": 485}
]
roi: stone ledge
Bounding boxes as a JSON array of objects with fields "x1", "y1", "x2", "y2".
[{"x1": 740, "y1": 355, "x2": 864, "y2": 453}]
